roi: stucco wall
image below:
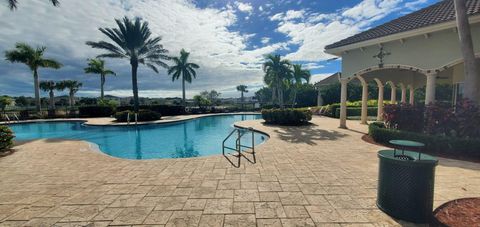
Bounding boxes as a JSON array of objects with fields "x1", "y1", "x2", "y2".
[{"x1": 341, "y1": 22, "x2": 480, "y2": 78}]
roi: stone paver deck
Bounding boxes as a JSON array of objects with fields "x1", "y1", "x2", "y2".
[{"x1": 0, "y1": 116, "x2": 479, "y2": 226}]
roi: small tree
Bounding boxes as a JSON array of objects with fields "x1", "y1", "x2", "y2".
[
  {"x1": 0, "y1": 96, "x2": 13, "y2": 115},
  {"x1": 84, "y1": 58, "x2": 116, "y2": 100},
  {"x1": 5, "y1": 43, "x2": 62, "y2": 112},
  {"x1": 236, "y1": 85, "x2": 248, "y2": 110},
  {"x1": 59, "y1": 80, "x2": 82, "y2": 114},
  {"x1": 39, "y1": 80, "x2": 64, "y2": 117},
  {"x1": 193, "y1": 95, "x2": 210, "y2": 110}
]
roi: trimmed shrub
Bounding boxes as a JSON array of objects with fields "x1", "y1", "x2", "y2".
[
  {"x1": 116, "y1": 105, "x2": 185, "y2": 116},
  {"x1": 78, "y1": 106, "x2": 115, "y2": 118},
  {"x1": 368, "y1": 122, "x2": 480, "y2": 159},
  {"x1": 383, "y1": 103, "x2": 424, "y2": 133},
  {"x1": 334, "y1": 107, "x2": 377, "y2": 118},
  {"x1": 0, "y1": 125, "x2": 14, "y2": 151},
  {"x1": 262, "y1": 108, "x2": 312, "y2": 125},
  {"x1": 115, "y1": 109, "x2": 161, "y2": 122}
]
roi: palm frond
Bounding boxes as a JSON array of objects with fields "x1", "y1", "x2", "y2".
[{"x1": 39, "y1": 59, "x2": 62, "y2": 69}]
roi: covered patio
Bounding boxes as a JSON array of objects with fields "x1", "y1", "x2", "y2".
[{"x1": 324, "y1": 0, "x2": 480, "y2": 128}]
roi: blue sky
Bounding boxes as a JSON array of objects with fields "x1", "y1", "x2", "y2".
[{"x1": 0, "y1": 0, "x2": 437, "y2": 98}]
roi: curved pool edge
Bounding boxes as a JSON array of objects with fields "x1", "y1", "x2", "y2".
[
  {"x1": 83, "y1": 112, "x2": 262, "y2": 127},
  {"x1": 7, "y1": 114, "x2": 270, "y2": 161},
  {"x1": 0, "y1": 112, "x2": 261, "y2": 127}
]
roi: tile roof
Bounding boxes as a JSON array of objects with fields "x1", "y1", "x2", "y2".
[{"x1": 325, "y1": 0, "x2": 480, "y2": 49}]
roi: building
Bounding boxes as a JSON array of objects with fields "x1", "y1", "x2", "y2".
[{"x1": 324, "y1": 0, "x2": 480, "y2": 128}]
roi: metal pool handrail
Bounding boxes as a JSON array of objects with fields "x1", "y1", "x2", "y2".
[{"x1": 222, "y1": 127, "x2": 256, "y2": 168}]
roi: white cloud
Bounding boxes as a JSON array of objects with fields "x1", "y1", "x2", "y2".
[
  {"x1": 303, "y1": 63, "x2": 325, "y2": 70},
  {"x1": 270, "y1": 13, "x2": 284, "y2": 21},
  {"x1": 261, "y1": 37, "x2": 271, "y2": 44},
  {"x1": 284, "y1": 10, "x2": 305, "y2": 20},
  {"x1": 235, "y1": 2, "x2": 253, "y2": 14},
  {"x1": 0, "y1": 0, "x2": 286, "y2": 98},
  {"x1": 272, "y1": 0, "x2": 412, "y2": 61}
]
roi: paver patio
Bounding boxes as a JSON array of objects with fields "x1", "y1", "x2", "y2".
[{"x1": 0, "y1": 116, "x2": 479, "y2": 226}]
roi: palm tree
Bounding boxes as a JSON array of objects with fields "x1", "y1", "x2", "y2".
[
  {"x1": 60, "y1": 80, "x2": 82, "y2": 112},
  {"x1": 39, "y1": 80, "x2": 64, "y2": 116},
  {"x1": 5, "y1": 43, "x2": 62, "y2": 112},
  {"x1": 262, "y1": 54, "x2": 292, "y2": 108},
  {"x1": 7, "y1": 0, "x2": 59, "y2": 10},
  {"x1": 86, "y1": 17, "x2": 170, "y2": 113},
  {"x1": 290, "y1": 64, "x2": 311, "y2": 107},
  {"x1": 168, "y1": 49, "x2": 200, "y2": 107},
  {"x1": 236, "y1": 85, "x2": 248, "y2": 110},
  {"x1": 454, "y1": 0, "x2": 480, "y2": 104},
  {"x1": 84, "y1": 58, "x2": 116, "y2": 100}
]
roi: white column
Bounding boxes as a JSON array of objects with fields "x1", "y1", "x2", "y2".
[
  {"x1": 317, "y1": 89, "x2": 323, "y2": 107},
  {"x1": 360, "y1": 79, "x2": 368, "y2": 124},
  {"x1": 400, "y1": 84, "x2": 407, "y2": 103},
  {"x1": 409, "y1": 85, "x2": 415, "y2": 105},
  {"x1": 339, "y1": 78, "x2": 348, "y2": 129},
  {"x1": 376, "y1": 81, "x2": 384, "y2": 121},
  {"x1": 390, "y1": 82, "x2": 397, "y2": 104},
  {"x1": 425, "y1": 72, "x2": 437, "y2": 104}
]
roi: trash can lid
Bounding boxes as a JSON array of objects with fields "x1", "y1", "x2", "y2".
[
  {"x1": 389, "y1": 140, "x2": 425, "y2": 148},
  {"x1": 378, "y1": 150, "x2": 438, "y2": 165}
]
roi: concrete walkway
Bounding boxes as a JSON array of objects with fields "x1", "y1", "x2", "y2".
[{"x1": 0, "y1": 116, "x2": 479, "y2": 226}]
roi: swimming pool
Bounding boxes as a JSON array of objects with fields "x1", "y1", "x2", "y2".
[{"x1": 9, "y1": 114, "x2": 267, "y2": 160}]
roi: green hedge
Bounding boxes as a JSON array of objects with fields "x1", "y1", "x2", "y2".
[
  {"x1": 115, "y1": 109, "x2": 161, "y2": 122},
  {"x1": 334, "y1": 107, "x2": 377, "y2": 118},
  {"x1": 261, "y1": 108, "x2": 312, "y2": 125},
  {"x1": 0, "y1": 125, "x2": 14, "y2": 151},
  {"x1": 117, "y1": 105, "x2": 185, "y2": 116},
  {"x1": 78, "y1": 106, "x2": 115, "y2": 118},
  {"x1": 368, "y1": 122, "x2": 480, "y2": 159}
]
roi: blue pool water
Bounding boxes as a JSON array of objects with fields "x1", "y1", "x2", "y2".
[{"x1": 9, "y1": 114, "x2": 267, "y2": 160}]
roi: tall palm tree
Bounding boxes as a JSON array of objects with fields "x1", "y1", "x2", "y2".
[
  {"x1": 84, "y1": 58, "x2": 116, "y2": 100},
  {"x1": 5, "y1": 43, "x2": 62, "y2": 112},
  {"x1": 7, "y1": 0, "x2": 59, "y2": 10},
  {"x1": 168, "y1": 49, "x2": 200, "y2": 107},
  {"x1": 236, "y1": 85, "x2": 248, "y2": 110},
  {"x1": 454, "y1": 0, "x2": 480, "y2": 104},
  {"x1": 60, "y1": 80, "x2": 82, "y2": 112},
  {"x1": 262, "y1": 54, "x2": 292, "y2": 108},
  {"x1": 39, "y1": 80, "x2": 64, "y2": 116},
  {"x1": 86, "y1": 17, "x2": 170, "y2": 112},
  {"x1": 290, "y1": 64, "x2": 311, "y2": 107}
]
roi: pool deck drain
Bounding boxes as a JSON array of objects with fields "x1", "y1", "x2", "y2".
[{"x1": 0, "y1": 116, "x2": 479, "y2": 226}]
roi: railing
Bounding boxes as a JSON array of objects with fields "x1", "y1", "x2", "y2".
[
  {"x1": 127, "y1": 112, "x2": 139, "y2": 125},
  {"x1": 222, "y1": 127, "x2": 256, "y2": 168}
]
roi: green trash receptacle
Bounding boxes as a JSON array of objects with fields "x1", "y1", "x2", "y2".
[{"x1": 377, "y1": 149, "x2": 438, "y2": 223}]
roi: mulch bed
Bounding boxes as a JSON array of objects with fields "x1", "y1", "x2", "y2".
[
  {"x1": 432, "y1": 198, "x2": 480, "y2": 227},
  {"x1": 361, "y1": 134, "x2": 480, "y2": 163}
]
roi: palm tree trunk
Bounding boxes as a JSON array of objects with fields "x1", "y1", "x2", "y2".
[
  {"x1": 131, "y1": 60, "x2": 140, "y2": 113},
  {"x1": 49, "y1": 90, "x2": 55, "y2": 110},
  {"x1": 292, "y1": 88, "x2": 297, "y2": 108},
  {"x1": 100, "y1": 74, "x2": 105, "y2": 100},
  {"x1": 182, "y1": 74, "x2": 186, "y2": 107},
  {"x1": 69, "y1": 91, "x2": 75, "y2": 116},
  {"x1": 454, "y1": 0, "x2": 480, "y2": 104},
  {"x1": 69, "y1": 92, "x2": 74, "y2": 109},
  {"x1": 33, "y1": 69, "x2": 41, "y2": 112},
  {"x1": 271, "y1": 87, "x2": 277, "y2": 105},
  {"x1": 48, "y1": 90, "x2": 55, "y2": 117},
  {"x1": 241, "y1": 91, "x2": 244, "y2": 110},
  {"x1": 277, "y1": 80, "x2": 284, "y2": 109}
]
